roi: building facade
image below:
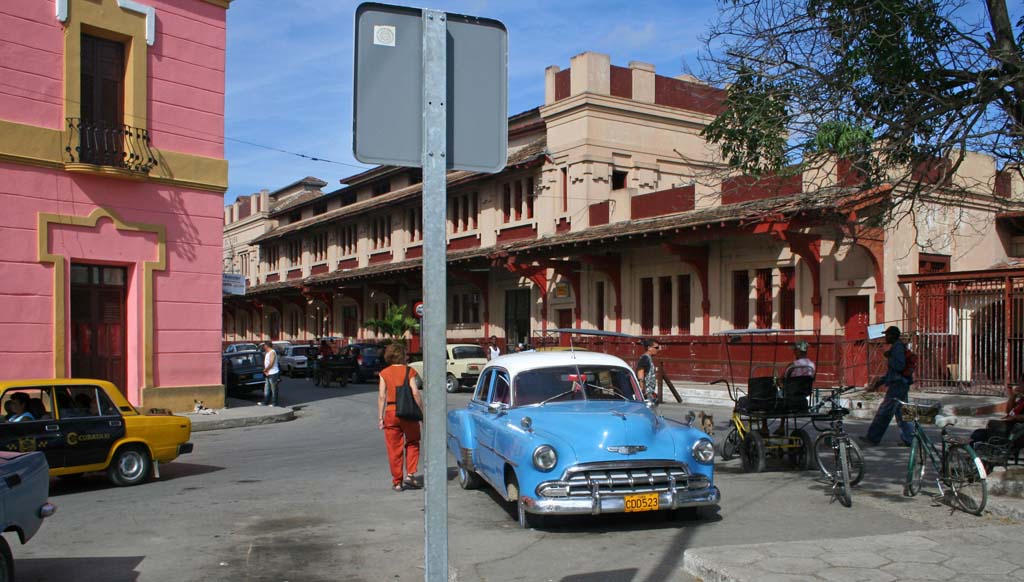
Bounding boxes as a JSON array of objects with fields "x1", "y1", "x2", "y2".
[
  {"x1": 1, "y1": 0, "x2": 230, "y2": 411},
  {"x1": 224, "y1": 51, "x2": 1024, "y2": 393}
]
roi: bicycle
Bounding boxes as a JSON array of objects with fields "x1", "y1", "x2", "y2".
[
  {"x1": 898, "y1": 399, "x2": 988, "y2": 515},
  {"x1": 714, "y1": 379, "x2": 746, "y2": 461},
  {"x1": 809, "y1": 386, "x2": 864, "y2": 507}
]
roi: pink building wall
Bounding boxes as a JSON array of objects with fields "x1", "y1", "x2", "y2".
[
  {"x1": 0, "y1": 0, "x2": 225, "y2": 153},
  {"x1": 0, "y1": 0, "x2": 227, "y2": 407}
]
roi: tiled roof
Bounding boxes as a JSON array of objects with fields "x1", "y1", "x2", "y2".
[
  {"x1": 270, "y1": 190, "x2": 325, "y2": 214},
  {"x1": 243, "y1": 185, "x2": 876, "y2": 296},
  {"x1": 251, "y1": 136, "x2": 549, "y2": 245}
]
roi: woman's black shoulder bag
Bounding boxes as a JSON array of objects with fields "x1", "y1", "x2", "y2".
[{"x1": 394, "y1": 365, "x2": 423, "y2": 421}]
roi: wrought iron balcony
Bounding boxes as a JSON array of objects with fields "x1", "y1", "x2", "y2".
[{"x1": 65, "y1": 118, "x2": 157, "y2": 174}]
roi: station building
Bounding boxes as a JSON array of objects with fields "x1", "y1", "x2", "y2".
[
  {"x1": 223, "y1": 51, "x2": 1024, "y2": 397},
  {"x1": 1, "y1": 0, "x2": 231, "y2": 411}
]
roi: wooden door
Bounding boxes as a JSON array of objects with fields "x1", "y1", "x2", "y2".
[
  {"x1": 842, "y1": 296, "x2": 870, "y2": 386},
  {"x1": 557, "y1": 309, "x2": 573, "y2": 346},
  {"x1": 70, "y1": 264, "x2": 127, "y2": 393}
]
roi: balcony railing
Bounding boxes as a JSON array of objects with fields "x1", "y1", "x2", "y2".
[{"x1": 65, "y1": 118, "x2": 157, "y2": 174}]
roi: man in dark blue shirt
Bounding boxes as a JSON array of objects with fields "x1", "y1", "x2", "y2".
[{"x1": 860, "y1": 326, "x2": 913, "y2": 446}]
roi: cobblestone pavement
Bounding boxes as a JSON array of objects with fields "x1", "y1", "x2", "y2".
[{"x1": 684, "y1": 525, "x2": 1024, "y2": 582}]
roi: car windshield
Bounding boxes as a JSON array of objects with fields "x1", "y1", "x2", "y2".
[
  {"x1": 231, "y1": 343, "x2": 257, "y2": 352},
  {"x1": 514, "y1": 365, "x2": 640, "y2": 406},
  {"x1": 229, "y1": 353, "x2": 261, "y2": 367},
  {"x1": 360, "y1": 346, "x2": 381, "y2": 358},
  {"x1": 452, "y1": 346, "x2": 486, "y2": 359}
]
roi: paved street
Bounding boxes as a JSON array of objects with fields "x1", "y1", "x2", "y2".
[{"x1": 12, "y1": 377, "x2": 1017, "y2": 582}]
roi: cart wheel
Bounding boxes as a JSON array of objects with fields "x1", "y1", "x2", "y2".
[
  {"x1": 740, "y1": 431, "x2": 766, "y2": 473},
  {"x1": 720, "y1": 427, "x2": 741, "y2": 461},
  {"x1": 787, "y1": 429, "x2": 813, "y2": 470}
]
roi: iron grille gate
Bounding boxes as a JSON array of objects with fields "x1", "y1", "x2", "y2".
[{"x1": 900, "y1": 273, "x2": 1024, "y2": 396}]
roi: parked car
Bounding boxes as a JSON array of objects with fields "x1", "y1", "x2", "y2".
[
  {"x1": 343, "y1": 343, "x2": 385, "y2": 383},
  {"x1": 271, "y1": 341, "x2": 292, "y2": 357},
  {"x1": 222, "y1": 350, "x2": 265, "y2": 396},
  {"x1": 224, "y1": 342, "x2": 259, "y2": 354},
  {"x1": 0, "y1": 379, "x2": 194, "y2": 487},
  {"x1": 0, "y1": 451, "x2": 56, "y2": 579},
  {"x1": 280, "y1": 345, "x2": 317, "y2": 377},
  {"x1": 447, "y1": 351, "x2": 720, "y2": 528},
  {"x1": 409, "y1": 344, "x2": 488, "y2": 393}
]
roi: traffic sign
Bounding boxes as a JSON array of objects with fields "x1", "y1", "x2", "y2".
[
  {"x1": 353, "y1": 3, "x2": 508, "y2": 172},
  {"x1": 413, "y1": 301, "x2": 425, "y2": 319}
]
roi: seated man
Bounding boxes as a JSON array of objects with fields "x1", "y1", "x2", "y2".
[{"x1": 784, "y1": 341, "x2": 816, "y2": 378}]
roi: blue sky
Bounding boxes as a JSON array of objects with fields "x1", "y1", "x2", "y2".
[{"x1": 223, "y1": 1, "x2": 721, "y2": 202}]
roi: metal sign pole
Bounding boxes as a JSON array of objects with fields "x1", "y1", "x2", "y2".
[{"x1": 420, "y1": 8, "x2": 448, "y2": 582}]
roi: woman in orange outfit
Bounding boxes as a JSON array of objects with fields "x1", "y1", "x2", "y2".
[{"x1": 377, "y1": 342, "x2": 424, "y2": 492}]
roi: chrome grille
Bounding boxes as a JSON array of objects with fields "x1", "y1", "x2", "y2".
[{"x1": 563, "y1": 465, "x2": 699, "y2": 497}]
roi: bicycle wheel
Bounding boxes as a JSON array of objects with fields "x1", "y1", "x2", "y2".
[
  {"x1": 787, "y1": 429, "x2": 813, "y2": 470},
  {"x1": 720, "y1": 427, "x2": 741, "y2": 461},
  {"x1": 836, "y1": 440, "x2": 852, "y2": 507},
  {"x1": 945, "y1": 444, "x2": 988, "y2": 516},
  {"x1": 814, "y1": 431, "x2": 837, "y2": 478},
  {"x1": 904, "y1": 436, "x2": 926, "y2": 497},
  {"x1": 814, "y1": 432, "x2": 865, "y2": 486},
  {"x1": 740, "y1": 431, "x2": 766, "y2": 473}
]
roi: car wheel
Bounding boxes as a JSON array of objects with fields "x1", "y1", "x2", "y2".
[
  {"x1": 507, "y1": 473, "x2": 545, "y2": 529},
  {"x1": 107, "y1": 444, "x2": 151, "y2": 487},
  {"x1": 350, "y1": 370, "x2": 361, "y2": 385},
  {"x1": 0, "y1": 536, "x2": 13, "y2": 582},
  {"x1": 457, "y1": 463, "x2": 483, "y2": 490},
  {"x1": 446, "y1": 374, "x2": 459, "y2": 393}
]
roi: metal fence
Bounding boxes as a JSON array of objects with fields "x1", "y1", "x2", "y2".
[{"x1": 899, "y1": 271, "x2": 1024, "y2": 396}]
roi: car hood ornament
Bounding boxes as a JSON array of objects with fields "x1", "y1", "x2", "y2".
[{"x1": 606, "y1": 445, "x2": 647, "y2": 455}]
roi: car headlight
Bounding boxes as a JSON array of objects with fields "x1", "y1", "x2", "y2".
[
  {"x1": 692, "y1": 439, "x2": 714, "y2": 464},
  {"x1": 532, "y1": 445, "x2": 557, "y2": 472}
]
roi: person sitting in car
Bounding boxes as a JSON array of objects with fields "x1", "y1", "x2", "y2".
[{"x1": 6, "y1": 393, "x2": 35, "y2": 422}]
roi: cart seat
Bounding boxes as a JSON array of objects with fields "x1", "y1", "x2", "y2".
[
  {"x1": 780, "y1": 374, "x2": 814, "y2": 412},
  {"x1": 742, "y1": 376, "x2": 779, "y2": 412}
]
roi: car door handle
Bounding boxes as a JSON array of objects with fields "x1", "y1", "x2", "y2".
[
  {"x1": 109, "y1": 420, "x2": 123, "y2": 427},
  {"x1": 45, "y1": 425, "x2": 60, "y2": 432}
]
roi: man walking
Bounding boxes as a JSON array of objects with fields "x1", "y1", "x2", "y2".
[
  {"x1": 860, "y1": 326, "x2": 913, "y2": 446},
  {"x1": 636, "y1": 339, "x2": 660, "y2": 399},
  {"x1": 261, "y1": 341, "x2": 281, "y2": 407}
]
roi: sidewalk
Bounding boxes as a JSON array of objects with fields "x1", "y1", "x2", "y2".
[
  {"x1": 684, "y1": 525, "x2": 1024, "y2": 582},
  {"x1": 183, "y1": 397, "x2": 295, "y2": 432}
]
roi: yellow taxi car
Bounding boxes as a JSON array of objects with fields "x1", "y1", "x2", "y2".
[{"x1": 0, "y1": 379, "x2": 193, "y2": 486}]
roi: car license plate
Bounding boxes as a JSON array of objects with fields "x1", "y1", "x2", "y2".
[
  {"x1": 624, "y1": 493, "x2": 659, "y2": 512},
  {"x1": 254, "y1": 373, "x2": 264, "y2": 380}
]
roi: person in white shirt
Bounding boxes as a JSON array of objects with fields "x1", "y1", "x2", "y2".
[
  {"x1": 785, "y1": 341, "x2": 816, "y2": 378},
  {"x1": 488, "y1": 335, "x2": 500, "y2": 360},
  {"x1": 261, "y1": 341, "x2": 281, "y2": 407}
]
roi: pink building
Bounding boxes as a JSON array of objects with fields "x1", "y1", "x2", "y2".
[{"x1": 0, "y1": 0, "x2": 230, "y2": 411}]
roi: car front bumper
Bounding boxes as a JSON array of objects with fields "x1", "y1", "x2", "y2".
[{"x1": 522, "y1": 485, "x2": 720, "y2": 516}]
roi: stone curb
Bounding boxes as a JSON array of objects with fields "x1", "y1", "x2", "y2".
[
  {"x1": 188, "y1": 407, "x2": 295, "y2": 432},
  {"x1": 987, "y1": 496, "x2": 1024, "y2": 522}
]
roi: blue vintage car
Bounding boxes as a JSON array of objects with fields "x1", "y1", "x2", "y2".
[{"x1": 447, "y1": 350, "x2": 720, "y2": 528}]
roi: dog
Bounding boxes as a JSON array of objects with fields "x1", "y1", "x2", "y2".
[
  {"x1": 697, "y1": 411, "x2": 714, "y2": 437},
  {"x1": 193, "y1": 400, "x2": 218, "y2": 415}
]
